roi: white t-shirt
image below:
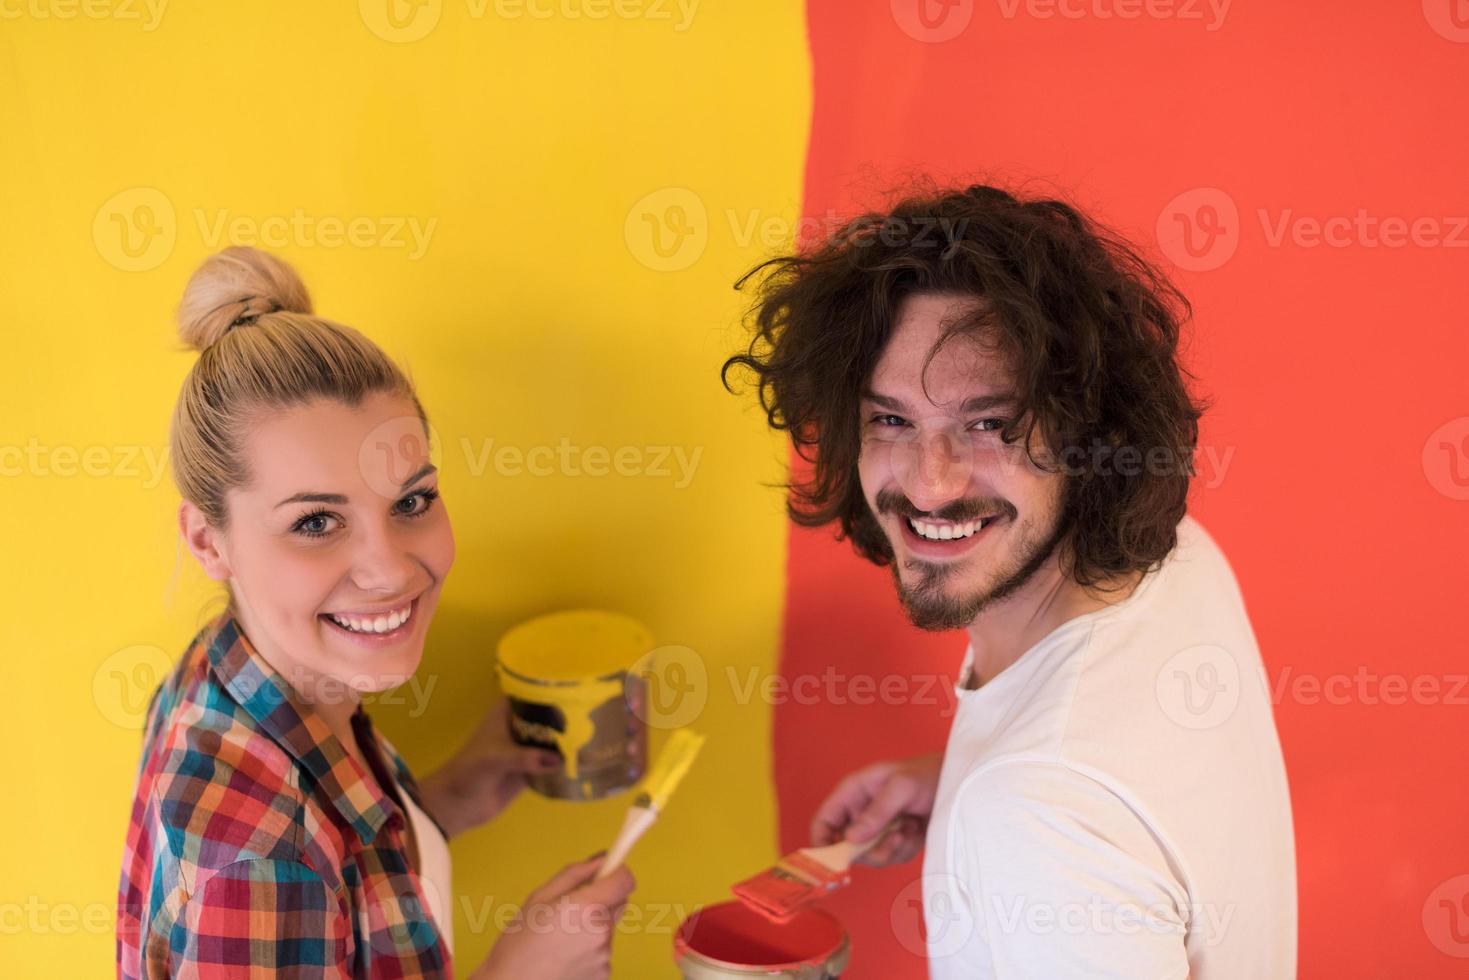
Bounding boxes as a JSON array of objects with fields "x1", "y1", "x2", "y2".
[{"x1": 922, "y1": 516, "x2": 1295, "y2": 979}]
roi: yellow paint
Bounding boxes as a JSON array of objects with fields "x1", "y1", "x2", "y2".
[
  {"x1": 0, "y1": 3, "x2": 808, "y2": 976},
  {"x1": 497, "y1": 610, "x2": 648, "y2": 779},
  {"x1": 638, "y1": 728, "x2": 705, "y2": 812}
]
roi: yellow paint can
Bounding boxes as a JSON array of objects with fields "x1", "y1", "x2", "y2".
[{"x1": 496, "y1": 609, "x2": 652, "y2": 801}]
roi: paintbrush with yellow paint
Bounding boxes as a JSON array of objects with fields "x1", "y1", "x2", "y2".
[{"x1": 595, "y1": 729, "x2": 705, "y2": 879}]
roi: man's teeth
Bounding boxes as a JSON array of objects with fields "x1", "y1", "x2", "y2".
[
  {"x1": 907, "y1": 516, "x2": 989, "y2": 541},
  {"x1": 327, "y1": 603, "x2": 413, "y2": 634}
]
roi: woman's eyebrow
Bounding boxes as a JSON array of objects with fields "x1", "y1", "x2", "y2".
[
  {"x1": 274, "y1": 491, "x2": 347, "y2": 508},
  {"x1": 272, "y1": 465, "x2": 437, "y2": 509},
  {"x1": 398, "y1": 463, "x2": 437, "y2": 489}
]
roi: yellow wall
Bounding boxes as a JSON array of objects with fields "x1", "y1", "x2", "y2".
[{"x1": 0, "y1": 3, "x2": 809, "y2": 975}]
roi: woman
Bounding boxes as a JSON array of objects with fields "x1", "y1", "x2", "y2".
[{"x1": 117, "y1": 247, "x2": 635, "y2": 979}]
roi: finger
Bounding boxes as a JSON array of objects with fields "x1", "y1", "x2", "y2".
[
  {"x1": 845, "y1": 772, "x2": 923, "y2": 843},
  {"x1": 809, "y1": 766, "x2": 890, "y2": 844},
  {"x1": 496, "y1": 746, "x2": 562, "y2": 774},
  {"x1": 856, "y1": 824, "x2": 922, "y2": 866},
  {"x1": 569, "y1": 865, "x2": 636, "y2": 908},
  {"x1": 527, "y1": 856, "x2": 602, "y2": 905}
]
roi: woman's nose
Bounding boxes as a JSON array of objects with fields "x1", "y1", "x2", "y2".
[{"x1": 348, "y1": 528, "x2": 420, "y2": 594}]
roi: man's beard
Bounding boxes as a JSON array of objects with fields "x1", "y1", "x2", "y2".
[{"x1": 875, "y1": 488, "x2": 1066, "y2": 632}]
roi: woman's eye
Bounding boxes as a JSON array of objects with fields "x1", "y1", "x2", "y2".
[
  {"x1": 394, "y1": 488, "x2": 439, "y2": 518},
  {"x1": 872, "y1": 414, "x2": 908, "y2": 428},
  {"x1": 292, "y1": 511, "x2": 340, "y2": 537},
  {"x1": 971, "y1": 418, "x2": 1006, "y2": 432}
]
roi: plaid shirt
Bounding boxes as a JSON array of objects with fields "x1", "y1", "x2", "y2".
[{"x1": 117, "y1": 613, "x2": 453, "y2": 978}]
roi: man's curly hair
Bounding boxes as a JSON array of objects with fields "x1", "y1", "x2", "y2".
[{"x1": 723, "y1": 183, "x2": 1206, "y2": 590}]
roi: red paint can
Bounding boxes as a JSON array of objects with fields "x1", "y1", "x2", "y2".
[{"x1": 673, "y1": 901, "x2": 850, "y2": 979}]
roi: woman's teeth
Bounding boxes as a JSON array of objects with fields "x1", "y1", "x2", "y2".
[
  {"x1": 326, "y1": 602, "x2": 413, "y2": 634},
  {"x1": 908, "y1": 516, "x2": 989, "y2": 541}
]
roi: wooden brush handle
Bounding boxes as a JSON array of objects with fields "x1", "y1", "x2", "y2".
[{"x1": 803, "y1": 824, "x2": 892, "y2": 872}]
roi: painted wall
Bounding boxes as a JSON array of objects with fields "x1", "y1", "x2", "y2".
[
  {"x1": 0, "y1": 4, "x2": 807, "y2": 976},
  {"x1": 779, "y1": 2, "x2": 1469, "y2": 977}
]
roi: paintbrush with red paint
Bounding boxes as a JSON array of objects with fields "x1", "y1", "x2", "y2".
[{"x1": 730, "y1": 824, "x2": 894, "y2": 924}]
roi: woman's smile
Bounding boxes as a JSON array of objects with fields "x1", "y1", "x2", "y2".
[{"x1": 320, "y1": 593, "x2": 424, "y2": 646}]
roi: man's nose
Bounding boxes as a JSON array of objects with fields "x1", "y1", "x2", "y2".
[{"x1": 903, "y1": 429, "x2": 973, "y2": 512}]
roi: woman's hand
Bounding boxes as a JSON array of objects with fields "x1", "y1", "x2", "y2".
[
  {"x1": 416, "y1": 699, "x2": 561, "y2": 839},
  {"x1": 809, "y1": 752, "x2": 943, "y2": 867},
  {"x1": 471, "y1": 855, "x2": 636, "y2": 980}
]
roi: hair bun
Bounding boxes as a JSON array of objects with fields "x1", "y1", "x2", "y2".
[{"x1": 177, "y1": 246, "x2": 314, "y2": 352}]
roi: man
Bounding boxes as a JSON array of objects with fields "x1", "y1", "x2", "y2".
[{"x1": 725, "y1": 185, "x2": 1295, "y2": 977}]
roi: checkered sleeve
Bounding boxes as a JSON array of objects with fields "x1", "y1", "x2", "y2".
[{"x1": 176, "y1": 858, "x2": 353, "y2": 978}]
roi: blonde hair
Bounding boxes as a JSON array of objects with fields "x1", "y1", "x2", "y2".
[{"x1": 170, "y1": 247, "x2": 423, "y2": 527}]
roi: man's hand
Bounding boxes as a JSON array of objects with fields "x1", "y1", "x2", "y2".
[
  {"x1": 809, "y1": 752, "x2": 943, "y2": 867},
  {"x1": 417, "y1": 699, "x2": 561, "y2": 839}
]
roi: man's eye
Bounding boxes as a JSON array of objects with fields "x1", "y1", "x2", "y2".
[
  {"x1": 971, "y1": 418, "x2": 1006, "y2": 432},
  {"x1": 872, "y1": 414, "x2": 909, "y2": 427}
]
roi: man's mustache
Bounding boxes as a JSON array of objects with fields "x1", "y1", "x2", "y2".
[{"x1": 874, "y1": 487, "x2": 1016, "y2": 524}]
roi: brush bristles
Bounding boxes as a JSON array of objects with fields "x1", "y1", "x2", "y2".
[{"x1": 640, "y1": 729, "x2": 705, "y2": 813}]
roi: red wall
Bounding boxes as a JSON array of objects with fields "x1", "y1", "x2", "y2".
[{"x1": 775, "y1": 2, "x2": 1469, "y2": 976}]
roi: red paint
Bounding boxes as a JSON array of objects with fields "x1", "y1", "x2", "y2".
[
  {"x1": 675, "y1": 901, "x2": 846, "y2": 971},
  {"x1": 778, "y1": 2, "x2": 1469, "y2": 977}
]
